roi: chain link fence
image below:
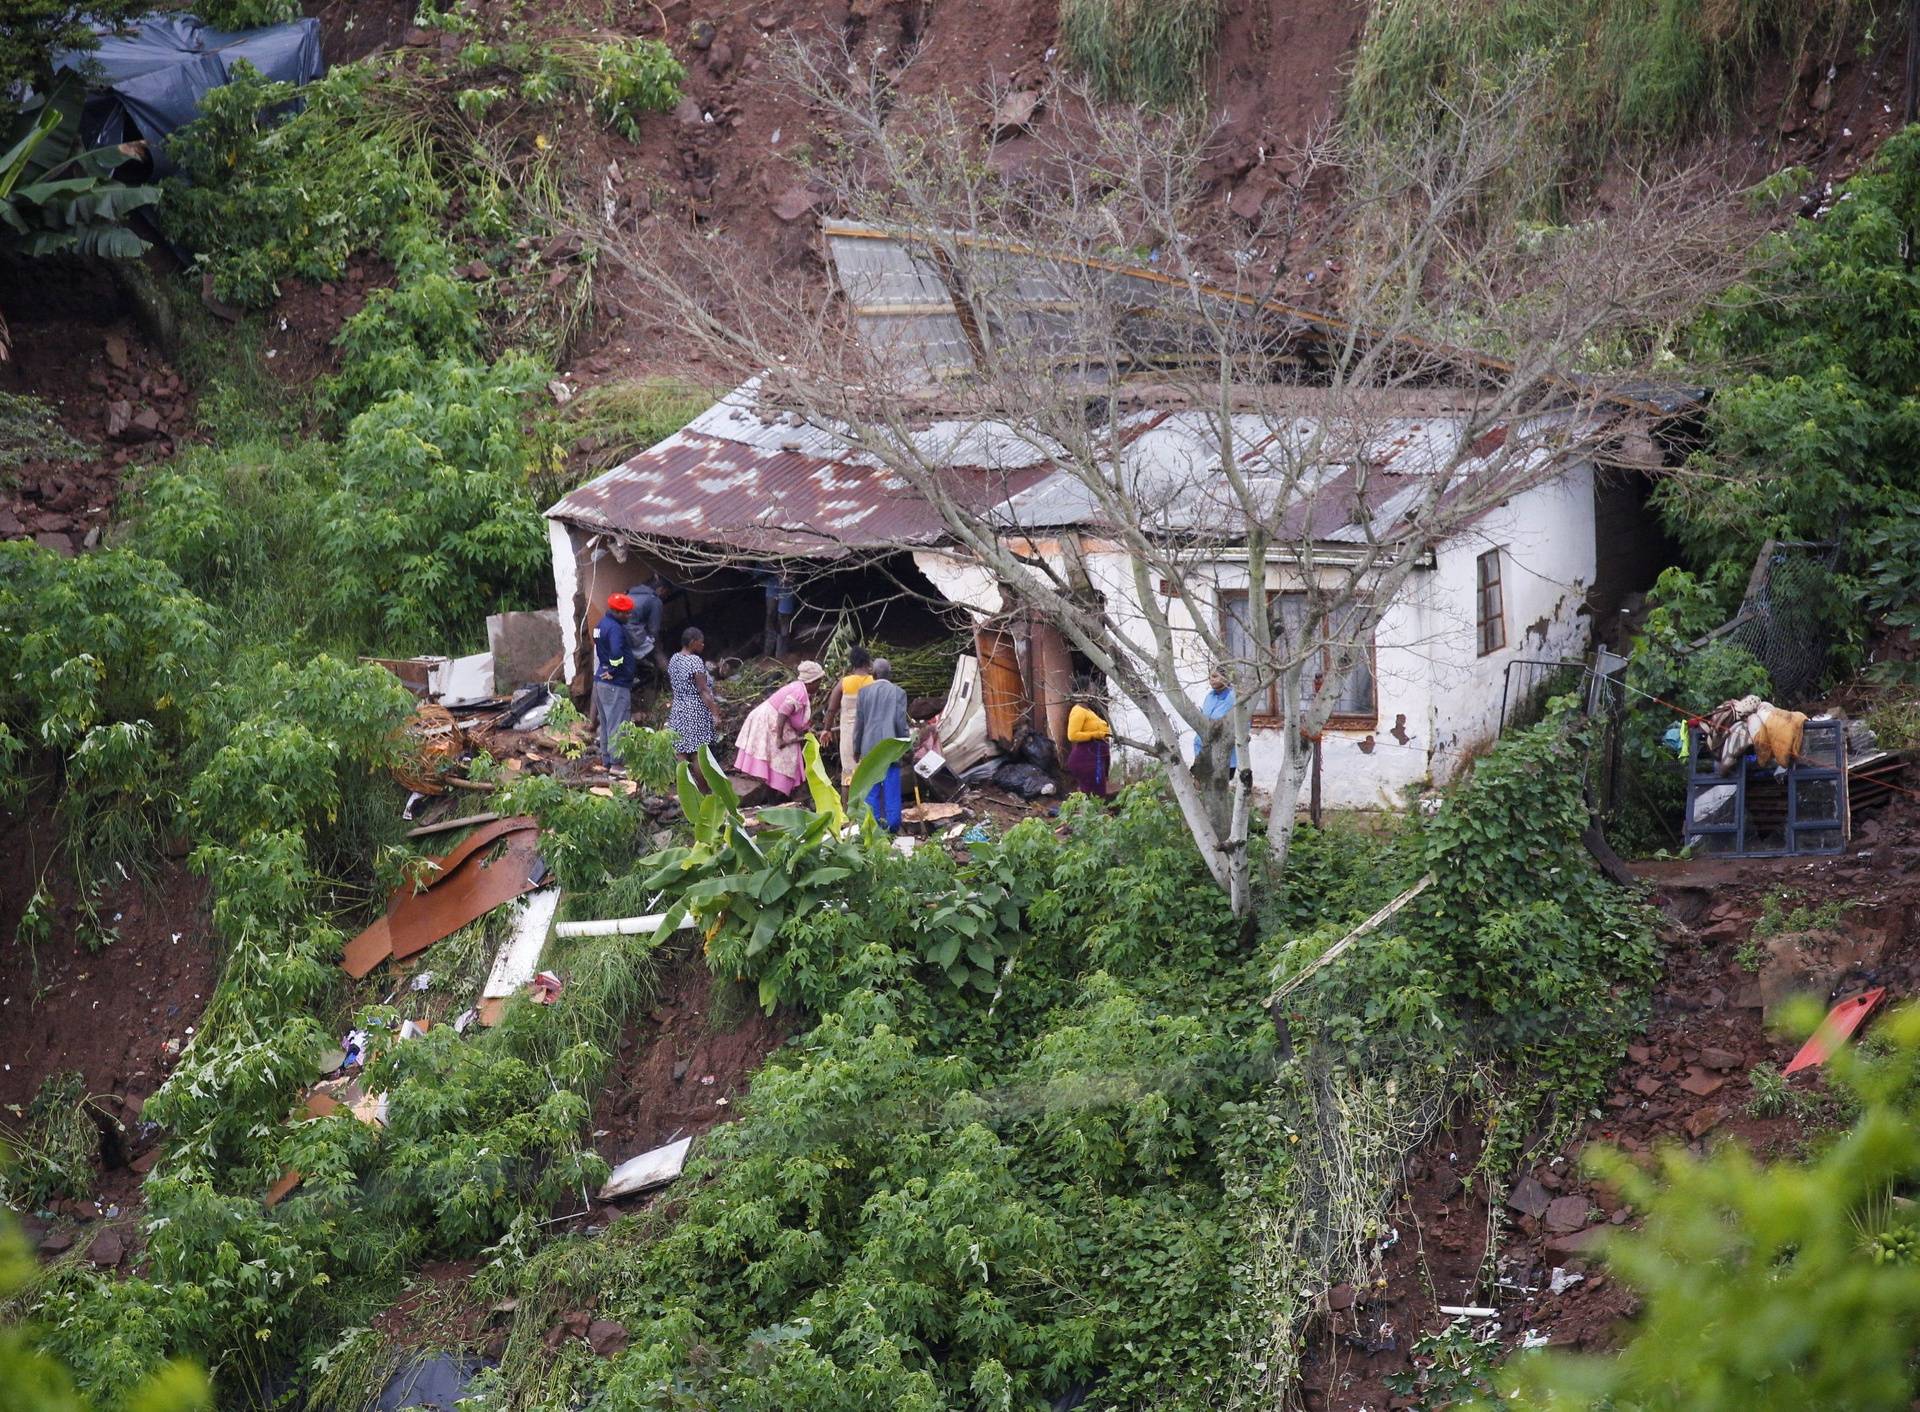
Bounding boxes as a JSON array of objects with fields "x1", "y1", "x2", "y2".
[{"x1": 1695, "y1": 539, "x2": 1841, "y2": 705}]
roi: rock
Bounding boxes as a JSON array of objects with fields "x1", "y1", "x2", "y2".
[
  {"x1": 1633, "y1": 1076, "x2": 1663, "y2": 1097},
  {"x1": 104, "y1": 334, "x2": 130, "y2": 371},
  {"x1": 200, "y1": 273, "x2": 241, "y2": 323},
  {"x1": 1228, "y1": 179, "x2": 1269, "y2": 221},
  {"x1": 587, "y1": 1318, "x2": 629, "y2": 1357},
  {"x1": 1700, "y1": 1047, "x2": 1741, "y2": 1071},
  {"x1": 0, "y1": 507, "x2": 24, "y2": 536},
  {"x1": 1758, "y1": 928, "x2": 1882, "y2": 1019},
  {"x1": 1544, "y1": 1195, "x2": 1591, "y2": 1234},
  {"x1": 753, "y1": 10, "x2": 779, "y2": 29},
  {"x1": 85, "y1": 1229, "x2": 124, "y2": 1267},
  {"x1": 38, "y1": 1228, "x2": 74, "y2": 1254},
  {"x1": 991, "y1": 89, "x2": 1041, "y2": 134},
  {"x1": 688, "y1": 19, "x2": 716, "y2": 49},
  {"x1": 706, "y1": 38, "x2": 733, "y2": 76},
  {"x1": 1325, "y1": 1282, "x2": 1355, "y2": 1311},
  {"x1": 544, "y1": 1309, "x2": 592, "y2": 1349},
  {"x1": 671, "y1": 1059, "x2": 690, "y2": 1082},
  {"x1": 1506, "y1": 1175, "x2": 1552, "y2": 1219},
  {"x1": 128, "y1": 407, "x2": 163, "y2": 441},
  {"x1": 1684, "y1": 1105, "x2": 1723, "y2": 1140},
  {"x1": 1626, "y1": 1044, "x2": 1651, "y2": 1064},
  {"x1": 1545, "y1": 1225, "x2": 1607, "y2": 1255},
  {"x1": 674, "y1": 97, "x2": 707, "y2": 130},
  {"x1": 34, "y1": 532, "x2": 74, "y2": 556},
  {"x1": 106, "y1": 400, "x2": 134, "y2": 439},
  {"x1": 1677, "y1": 1069, "x2": 1726, "y2": 1098},
  {"x1": 771, "y1": 186, "x2": 821, "y2": 222}
]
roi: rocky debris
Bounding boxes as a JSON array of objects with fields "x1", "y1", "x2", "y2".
[
  {"x1": 1757, "y1": 927, "x2": 1885, "y2": 1018},
  {"x1": 85, "y1": 1228, "x2": 125, "y2": 1268},
  {"x1": 586, "y1": 1318, "x2": 629, "y2": 1357},
  {"x1": 990, "y1": 89, "x2": 1041, "y2": 136},
  {"x1": 1544, "y1": 1195, "x2": 1592, "y2": 1234},
  {"x1": 1506, "y1": 1175, "x2": 1551, "y2": 1219},
  {"x1": 771, "y1": 185, "x2": 822, "y2": 222}
]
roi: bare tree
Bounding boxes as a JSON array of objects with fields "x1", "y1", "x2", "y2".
[{"x1": 576, "y1": 45, "x2": 1756, "y2": 915}]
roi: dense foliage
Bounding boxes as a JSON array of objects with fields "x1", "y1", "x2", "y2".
[
  {"x1": 0, "y1": 0, "x2": 150, "y2": 96},
  {"x1": 1656, "y1": 127, "x2": 1920, "y2": 667}
]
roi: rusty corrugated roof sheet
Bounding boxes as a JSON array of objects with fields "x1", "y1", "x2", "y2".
[{"x1": 548, "y1": 390, "x2": 1052, "y2": 560}]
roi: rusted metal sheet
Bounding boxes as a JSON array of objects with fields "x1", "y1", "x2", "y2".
[
  {"x1": 548, "y1": 415, "x2": 1050, "y2": 560},
  {"x1": 974, "y1": 622, "x2": 1026, "y2": 748},
  {"x1": 1027, "y1": 620, "x2": 1074, "y2": 755},
  {"x1": 341, "y1": 818, "x2": 542, "y2": 978}
]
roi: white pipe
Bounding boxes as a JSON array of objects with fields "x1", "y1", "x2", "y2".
[{"x1": 554, "y1": 912, "x2": 696, "y2": 938}]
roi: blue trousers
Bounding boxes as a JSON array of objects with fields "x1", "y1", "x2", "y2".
[{"x1": 865, "y1": 763, "x2": 903, "y2": 832}]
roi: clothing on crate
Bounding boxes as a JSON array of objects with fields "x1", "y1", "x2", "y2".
[
  {"x1": 733, "y1": 678, "x2": 814, "y2": 796},
  {"x1": 836, "y1": 670, "x2": 875, "y2": 785},
  {"x1": 666, "y1": 650, "x2": 716, "y2": 755},
  {"x1": 1704, "y1": 695, "x2": 1808, "y2": 775}
]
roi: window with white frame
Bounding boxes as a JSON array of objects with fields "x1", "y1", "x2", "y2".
[
  {"x1": 1221, "y1": 589, "x2": 1376, "y2": 725},
  {"x1": 1476, "y1": 548, "x2": 1506, "y2": 657}
]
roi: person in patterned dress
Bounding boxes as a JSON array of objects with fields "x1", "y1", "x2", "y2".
[{"x1": 667, "y1": 626, "x2": 721, "y2": 760}]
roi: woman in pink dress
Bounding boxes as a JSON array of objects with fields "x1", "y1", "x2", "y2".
[{"x1": 732, "y1": 660, "x2": 825, "y2": 796}]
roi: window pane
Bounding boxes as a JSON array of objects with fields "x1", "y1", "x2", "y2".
[
  {"x1": 1335, "y1": 646, "x2": 1374, "y2": 715},
  {"x1": 1223, "y1": 591, "x2": 1252, "y2": 665}
]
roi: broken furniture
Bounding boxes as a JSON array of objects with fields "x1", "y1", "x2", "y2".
[
  {"x1": 342, "y1": 817, "x2": 545, "y2": 977},
  {"x1": 1682, "y1": 717, "x2": 1847, "y2": 858}
]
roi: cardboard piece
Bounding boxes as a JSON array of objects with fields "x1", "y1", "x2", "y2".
[{"x1": 599, "y1": 1135, "x2": 693, "y2": 1200}]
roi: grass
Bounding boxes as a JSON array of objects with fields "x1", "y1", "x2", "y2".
[
  {"x1": 562, "y1": 376, "x2": 710, "y2": 464},
  {"x1": 1346, "y1": 0, "x2": 1866, "y2": 181},
  {"x1": 1058, "y1": 0, "x2": 1223, "y2": 108},
  {"x1": 0, "y1": 1072, "x2": 98, "y2": 1208}
]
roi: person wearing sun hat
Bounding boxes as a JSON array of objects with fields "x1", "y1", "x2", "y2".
[
  {"x1": 593, "y1": 592, "x2": 636, "y2": 770},
  {"x1": 733, "y1": 659, "x2": 826, "y2": 796}
]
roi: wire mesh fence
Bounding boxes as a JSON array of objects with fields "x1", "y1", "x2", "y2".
[{"x1": 1696, "y1": 539, "x2": 1842, "y2": 706}]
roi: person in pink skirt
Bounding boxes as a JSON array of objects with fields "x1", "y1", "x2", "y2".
[{"x1": 732, "y1": 660, "x2": 825, "y2": 796}]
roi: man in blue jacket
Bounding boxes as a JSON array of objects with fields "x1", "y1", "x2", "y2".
[{"x1": 594, "y1": 592, "x2": 636, "y2": 770}]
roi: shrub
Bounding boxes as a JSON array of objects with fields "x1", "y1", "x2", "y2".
[
  {"x1": 191, "y1": 0, "x2": 299, "y2": 27},
  {"x1": 163, "y1": 64, "x2": 431, "y2": 306},
  {"x1": 582, "y1": 38, "x2": 685, "y2": 139}
]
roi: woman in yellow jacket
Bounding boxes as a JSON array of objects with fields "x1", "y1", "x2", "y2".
[{"x1": 1065, "y1": 688, "x2": 1112, "y2": 797}]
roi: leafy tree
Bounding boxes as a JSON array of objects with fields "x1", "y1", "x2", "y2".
[
  {"x1": 1660, "y1": 127, "x2": 1920, "y2": 640},
  {"x1": 0, "y1": 1, "x2": 151, "y2": 98}
]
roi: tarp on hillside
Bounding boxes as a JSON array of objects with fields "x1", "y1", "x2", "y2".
[{"x1": 53, "y1": 15, "x2": 323, "y2": 172}]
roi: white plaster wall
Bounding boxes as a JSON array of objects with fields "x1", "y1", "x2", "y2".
[
  {"x1": 549, "y1": 518, "x2": 584, "y2": 684},
  {"x1": 1096, "y1": 462, "x2": 1598, "y2": 811}
]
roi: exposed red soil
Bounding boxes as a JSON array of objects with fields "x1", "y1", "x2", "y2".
[
  {"x1": 0, "y1": 795, "x2": 215, "y2": 1262},
  {"x1": 589, "y1": 943, "x2": 790, "y2": 1195},
  {"x1": 1316, "y1": 789, "x2": 1920, "y2": 1411}
]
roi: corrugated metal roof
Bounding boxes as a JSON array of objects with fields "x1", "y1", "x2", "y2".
[{"x1": 547, "y1": 381, "x2": 1053, "y2": 558}]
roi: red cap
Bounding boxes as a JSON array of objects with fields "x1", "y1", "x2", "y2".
[{"x1": 607, "y1": 593, "x2": 635, "y2": 612}]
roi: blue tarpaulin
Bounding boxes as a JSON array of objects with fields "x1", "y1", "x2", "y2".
[{"x1": 53, "y1": 14, "x2": 324, "y2": 172}]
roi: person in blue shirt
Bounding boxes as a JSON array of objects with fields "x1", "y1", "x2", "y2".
[
  {"x1": 752, "y1": 567, "x2": 798, "y2": 656},
  {"x1": 1193, "y1": 670, "x2": 1238, "y2": 773},
  {"x1": 594, "y1": 592, "x2": 636, "y2": 770}
]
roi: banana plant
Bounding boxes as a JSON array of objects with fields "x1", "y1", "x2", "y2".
[
  {"x1": 1, "y1": 79, "x2": 159, "y2": 258},
  {"x1": 645, "y1": 736, "x2": 910, "y2": 1001}
]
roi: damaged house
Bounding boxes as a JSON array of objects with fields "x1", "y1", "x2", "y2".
[{"x1": 546, "y1": 226, "x2": 1689, "y2": 812}]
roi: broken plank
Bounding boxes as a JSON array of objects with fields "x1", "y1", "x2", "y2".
[
  {"x1": 482, "y1": 888, "x2": 561, "y2": 1001},
  {"x1": 406, "y1": 811, "x2": 502, "y2": 839},
  {"x1": 554, "y1": 912, "x2": 697, "y2": 939}
]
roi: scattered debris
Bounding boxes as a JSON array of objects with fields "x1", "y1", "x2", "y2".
[
  {"x1": 405, "y1": 811, "x2": 501, "y2": 839},
  {"x1": 1784, "y1": 986, "x2": 1886, "y2": 1075},
  {"x1": 527, "y1": 970, "x2": 563, "y2": 1005},
  {"x1": 478, "y1": 887, "x2": 561, "y2": 1023},
  {"x1": 342, "y1": 818, "x2": 543, "y2": 977},
  {"x1": 599, "y1": 1134, "x2": 693, "y2": 1200}
]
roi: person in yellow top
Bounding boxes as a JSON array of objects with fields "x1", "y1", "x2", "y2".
[
  {"x1": 1065, "y1": 688, "x2": 1112, "y2": 797},
  {"x1": 823, "y1": 644, "x2": 876, "y2": 785}
]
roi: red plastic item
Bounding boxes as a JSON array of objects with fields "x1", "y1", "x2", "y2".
[{"x1": 1783, "y1": 987, "x2": 1886, "y2": 1075}]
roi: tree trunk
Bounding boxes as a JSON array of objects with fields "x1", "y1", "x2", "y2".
[
  {"x1": 1158, "y1": 742, "x2": 1253, "y2": 914},
  {"x1": 1265, "y1": 729, "x2": 1313, "y2": 877}
]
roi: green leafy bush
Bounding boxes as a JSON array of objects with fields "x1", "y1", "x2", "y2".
[
  {"x1": 1656, "y1": 128, "x2": 1920, "y2": 653},
  {"x1": 582, "y1": 38, "x2": 685, "y2": 140},
  {"x1": 164, "y1": 64, "x2": 432, "y2": 306},
  {"x1": 190, "y1": 0, "x2": 299, "y2": 27}
]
